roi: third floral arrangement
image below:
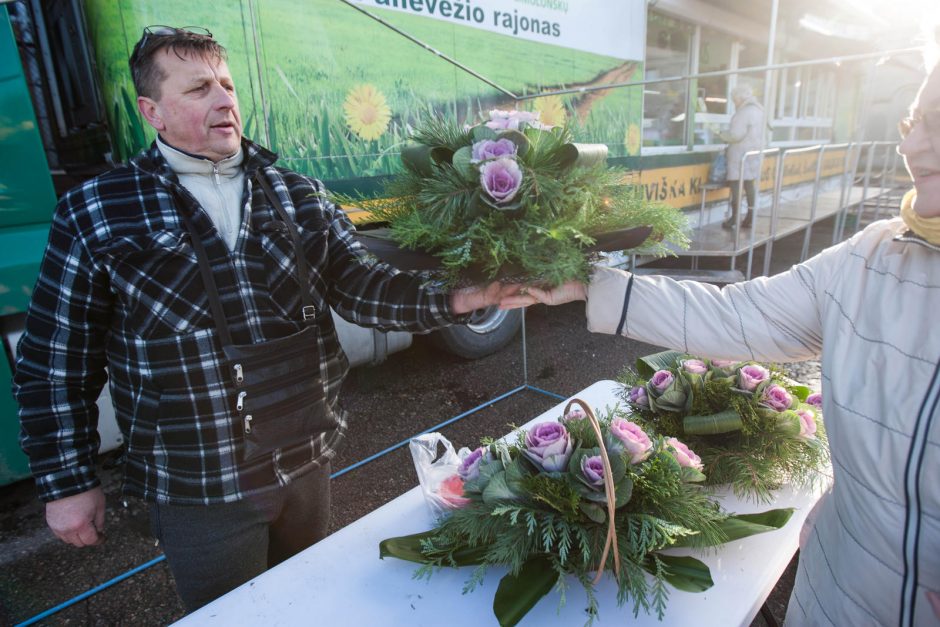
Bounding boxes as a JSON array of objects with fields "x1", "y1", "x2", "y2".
[
  {"x1": 618, "y1": 350, "x2": 829, "y2": 501},
  {"x1": 350, "y1": 110, "x2": 688, "y2": 286},
  {"x1": 382, "y1": 399, "x2": 792, "y2": 626}
]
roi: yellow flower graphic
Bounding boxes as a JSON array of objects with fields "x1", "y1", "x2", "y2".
[
  {"x1": 625, "y1": 123, "x2": 641, "y2": 155},
  {"x1": 343, "y1": 84, "x2": 392, "y2": 141},
  {"x1": 532, "y1": 95, "x2": 566, "y2": 128}
]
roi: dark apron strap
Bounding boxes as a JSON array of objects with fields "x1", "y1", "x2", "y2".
[
  {"x1": 253, "y1": 173, "x2": 317, "y2": 322},
  {"x1": 174, "y1": 170, "x2": 317, "y2": 348}
]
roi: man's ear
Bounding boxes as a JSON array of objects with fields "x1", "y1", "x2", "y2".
[{"x1": 137, "y1": 96, "x2": 165, "y2": 132}]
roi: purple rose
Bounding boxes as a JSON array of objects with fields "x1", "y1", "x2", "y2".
[
  {"x1": 681, "y1": 359, "x2": 707, "y2": 375},
  {"x1": 806, "y1": 392, "x2": 823, "y2": 409},
  {"x1": 479, "y1": 157, "x2": 523, "y2": 205},
  {"x1": 609, "y1": 418, "x2": 652, "y2": 464},
  {"x1": 458, "y1": 446, "x2": 486, "y2": 480},
  {"x1": 523, "y1": 422, "x2": 574, "y2": 472},
  {"x1": 666, "y1": 437, "x2": 703, "y2": 471},
  {"x1": 737, "y1": 364, "x2": 770, "y2": 392},
  {"x1": 760, "y1": 384, "x2": 794, "y2": 412},
  {"x1": 486, "y1": 109, "x2": 540, "y2": 130},
  {"x1": 563, "y1": 406, "x2": 586, "y2": 421},
  {"x1": 796, "y1": 408, "x2": 818, "y2": 440},
  {"x1": 580, "y1": 455, "x2": 606, "y2": 487},
  {"x1": 650, "y1": 370, "x2": 675, "y2": 392},
  {"x1": 628, "y1": 386, "x2": 649, "y2": 408},
  {"x1": 470, "y1": 138, "x2": 517, "y2": 163}
]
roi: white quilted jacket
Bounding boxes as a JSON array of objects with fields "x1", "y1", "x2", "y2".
[{"x1": 586, "y1": 218, "x2": 939, "y2": 626}]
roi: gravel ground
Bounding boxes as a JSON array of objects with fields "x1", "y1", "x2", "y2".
[{"x1": 0, "y1": 218, "x2": 843, "y2": 626}]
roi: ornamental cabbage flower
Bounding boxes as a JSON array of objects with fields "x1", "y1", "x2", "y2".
[
  {"x1": 666, "y1": 437, "x2": 704, "y2": 471},
  {"x1": 470, "y1": 138, "x2": 517, "y2": 163},
  {"x1": 580, "y1": 455, "x2": 606, "y2": 488},
  {"x1": 796, "y1": 408, "x2": 818, "y2": 440},
  {"x1": 737, "y1": 364, "x2": 770, "y2": 392},
  {"x1": 523, "y1": 422, "x2": 573, "y2": 472},
  {"x1": 681, "y1": 359, "x2": 708, "y2": 375},
  {"x1": 609, "y1": 418, "x2": 652, "y2": 464},
  {"x1": 650, "y1": 370, "x2": 674, "y2": 392},
  {"x1": 709, "y1": 358, "x2": 737, "y2": 368},
  {"x1": 563, "y1": 406, "x2": 586, "y2": 421},
  {"x1": 486, "y1": 109, "x2": 540, "y2": 131},
  {"x1": 760, "y1": 384, "x2": 794, "y2": 412},
  {"x1": 806, "y1": 392, "x2": 823, "y2": 408},
  {"x1": 628, "y1": 386, "x2": 649, "y2": 408},
  {"x1": 458, "y1": 447, "x2": 486, "y2": 481},
  {"x1": 479, "y1": 158, "x2": 523, "y2": 205},
  {"x1": 438, "y1": 474, "x2": 470, "y2": 508},
  {"x1": 646, "y1": 369, "x2": 691, "y2": 413}
]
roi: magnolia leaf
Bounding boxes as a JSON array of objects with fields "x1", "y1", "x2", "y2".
[
  {"x1": 637, "y1": 350, "x2": 684, "y2": 378},
  {"x1": 578, "y1": 501, "x2": 606, "y2": 523},
  {"x1": 430, "y1": 146, "x2": 454, "y2": 165},
  {"x1": 651, "y1": 554, "x2": 714, "y2": 592},
  {"x1": 379, "y1": 530, "x2": 488, "y2": 566},
  {"x1": 493, "y1": 555, "x2": 557, "y2": 627},
  {"x1": 495, "y1": 129, "x2": 530, "y2": 158},
  {"x1": 669, "y1": 508, "x2": 795, "y2": 548},
  {"x1": 472, "y1": 125, "x2": 498, "y2": 142},
  {"x1": 683, "y1": 410, "x2": 744, "y2": 435},
  {"x1": 789, "y1": 384, "x2": 811, "y2": 402},
  {"x1": 451, "y1": 146, "x2": 475, "y2": 180},
  {"x1": 400, "y1": 143, "x2": 434, "y2": 176},
  {"x1": 557, "y1": 142, "x2": 609, "y2": 170},
  {"x1": 482, "y1": 470, "x2": 522, "y2": 504},
  {"x1": 613, "y1": 475, "x2": 634, "y2": 507}
]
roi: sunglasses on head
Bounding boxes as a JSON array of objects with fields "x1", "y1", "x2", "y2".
[{"x1": 139, "y1": 25, "x2": 213, "y2": 48}]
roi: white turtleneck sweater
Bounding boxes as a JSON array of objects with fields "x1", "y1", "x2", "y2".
[{"x1": 157, "y1": 137, "x2": 246, "y2": 251}]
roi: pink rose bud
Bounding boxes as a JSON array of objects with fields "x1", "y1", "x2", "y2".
[
  {"x1": 580, "y1": 455, "x2": 606, "y2": 487},
  {"x1": 797, "y1": 409, "x2": 818, "y2": 439},
  {"x1": 760, "y1": 384, "x2": 793, "y2": 412},
  {"x1": 563, "y1": 406, "x2": 586, "y2": 421},
  {"x1": 737, "y1": 364, "x2": 770, "y2": 391},
  {"x1": 610, "y1": 418, "x2": 653, "y2": 464},
  {"x1": 666, "y1": 437, "x2": 703, "y2": 471},
  {"x1": 628, "y1": 386, "x2": 649, "y2": 407},
  {"x1": 458, "y1": 447, "x2": 486, "y2": 481},
  {"x1": 681, "y1": 359, "x2": 707, "y2": 375},
  {"x1": 709, "y1": 358, "x2": 737, "y2": 368},
  {"x1": 806, "y1": 392, "x2": 822, "y2": 408},
  {"x1": 439, "y1": 474, "x2": 470, "y2": 508},
  {"x1": 650, "y1": 370, "x2": 675, "y2": 392}
]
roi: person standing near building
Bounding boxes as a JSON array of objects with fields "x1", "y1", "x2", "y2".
[
  {"x1": 721, "y1": 84, "x2": 765, "y2": 229},
  {"x1": 12, "y1": 26, "x2": 512, "y2": 613}
]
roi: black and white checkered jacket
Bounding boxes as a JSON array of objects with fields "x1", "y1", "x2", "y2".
[{"x1": 14, "y1": 139, "x2": 460, "y2": 504}]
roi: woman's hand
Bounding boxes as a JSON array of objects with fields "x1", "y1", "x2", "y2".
[{"x1": 498, "y1": 281, "x2": 588, "y2": 309}]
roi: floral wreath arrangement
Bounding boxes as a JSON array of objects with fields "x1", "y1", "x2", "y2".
[
  {"x1": 618, "y1": 350, "x2": 829, "y2": 501},
  {"x1": 345, "y1": 110, "x2": 688, "y2": 286},
  {"x1": 381, "y1": 399, "x2": 793, "y2": 626}
]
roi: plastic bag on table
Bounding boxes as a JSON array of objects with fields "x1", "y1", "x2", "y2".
[{"x1": 409, "y1": 432, "x2": 473, "y2": 519}]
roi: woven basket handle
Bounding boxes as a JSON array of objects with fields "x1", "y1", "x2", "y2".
[{"x1": 564, "y1": 398, "x2": 621, "y2": 584}]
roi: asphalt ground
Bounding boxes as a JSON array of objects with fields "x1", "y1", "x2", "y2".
[{"x1": 0, "y1": 209, "x2": 873, "y2": 626}]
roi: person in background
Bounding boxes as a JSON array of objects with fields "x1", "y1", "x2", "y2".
[
  {"x1": 501, "y1": 60, "x2": 940, "y2": 626},
  {"x1": 12, "y1": 26, "x2": 512, "y2": 613},
  {"x1": 721, "y1": 84, "x2": 765, "y2": 229}
]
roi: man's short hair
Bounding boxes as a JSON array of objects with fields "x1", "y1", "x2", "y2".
[{"x1": 129, "y1": 26, "x2": 227, "y2": 100}]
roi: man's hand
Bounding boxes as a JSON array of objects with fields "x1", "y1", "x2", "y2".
[
  {"x1": 498, "y1": 281, "x2": 588, "y2": 309},
  {"x1": 450, "y1": 282, "x2": 524, "y2": 314},
  {"x1": 46, "y1": 487, "x2": 106, "y2": 547}
]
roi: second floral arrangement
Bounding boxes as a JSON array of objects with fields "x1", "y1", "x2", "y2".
[{"x1": 619, "y1": 350, "x2": 829, "y2": 501}]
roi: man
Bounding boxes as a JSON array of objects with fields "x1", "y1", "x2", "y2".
[{"x1": 13, "y1": 26, "x2": 509, "y2": 612}]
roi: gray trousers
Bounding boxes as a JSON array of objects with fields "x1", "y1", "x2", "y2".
[{"x1": 149, "y1": 462, "x2": 331, "y2": 613}]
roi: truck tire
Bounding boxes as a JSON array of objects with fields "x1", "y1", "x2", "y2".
[{"x1": 431, "y1": 307, "x2": 522, "y2": 359}]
